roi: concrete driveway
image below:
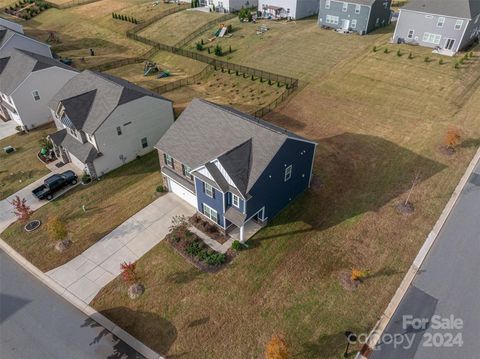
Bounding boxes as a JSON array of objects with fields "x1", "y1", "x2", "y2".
[
  {"x1": 0, "y1": 163, "x2": 78, "y2": 232},
  {"x1": 46, "y1": 193, "x2": 195, "y2": 304},
  {"x1": 0, "y1": 121, "x2": 17, "y2": 141}
]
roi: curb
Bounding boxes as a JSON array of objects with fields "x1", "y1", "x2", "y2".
[
  {"x1": 356, "y1": 147, "x2": 480, "y2": 359},
  {"x1": 0, "y1": 238, "x2": 164, "y2": 359}
]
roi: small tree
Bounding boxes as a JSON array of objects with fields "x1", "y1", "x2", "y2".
[
  {"x1": 120, "y1": 262, "x2": 137, "y2": 285},
  {"x1": 408, "y1": 52, "x2": 414, "y2": 59},
  {"x1": 214, "y1": 44, "x2": 223, "y2": 56},
  {"x1": 265, "y1": 334, "x2": 289, "y2": 359},
  {"x1": 196, "y1": 42, "x2": 204, "y2": 51},
  {"x1": 351, "y1": 268, "x2": 368, "y2": 282},
  {"x1": 444, "y1": 127, "x2": 461, "y2": 150},
  {"x1": 47, "y1": 216, "x2": 67, "y2": 242},
  {"x1": 10, "y1": 196, "x2": 33, "y2": 221}
]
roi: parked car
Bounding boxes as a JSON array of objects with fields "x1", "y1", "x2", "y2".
[{"x1": 32, "y1": 170, "x2": 78, "y2": 200}]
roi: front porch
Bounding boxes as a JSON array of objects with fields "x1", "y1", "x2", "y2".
[{"x1": 229, "y1": 219, "x2": 264, "y2": 243}]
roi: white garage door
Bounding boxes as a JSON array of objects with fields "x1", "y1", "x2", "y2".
[{"x1": 169, "y1": 178, "x2": 197, "y2": 208}]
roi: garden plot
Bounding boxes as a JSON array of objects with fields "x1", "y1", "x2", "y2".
[
  {"x1": 161, "y1": 70, "x2": 287, "y2": 114},
  {"x1": 139, "y1": 9, "x2": 224, "y2": 46}
]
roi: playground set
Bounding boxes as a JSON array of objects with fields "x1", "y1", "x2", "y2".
[
  {"x1": 207, "y1": 23, "x2": 231, "y2": 42},
  {"x1": 143, "y1": 61, "x2": 171, "y2": 78}
]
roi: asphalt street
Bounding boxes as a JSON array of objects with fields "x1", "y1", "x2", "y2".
[
  {"x1": 371, "y1": 161, "x2": 480, "y2": 359},
  {"x1": 0, "y1": 249, "x2": 144, "y2": 359}
]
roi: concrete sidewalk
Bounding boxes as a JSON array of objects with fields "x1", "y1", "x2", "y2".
[
  {"x1": 0, "y1": 163, "x2": 78, "y2": 232},
  {"x1": 46, "y1": 193, "x2": 195, "y2": 304}
]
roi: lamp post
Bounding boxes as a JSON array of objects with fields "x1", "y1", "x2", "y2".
[{"x1": 344, "y1": 331, "x2": 357, "y2": 358}]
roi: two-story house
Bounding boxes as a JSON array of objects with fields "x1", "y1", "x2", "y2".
[
  {"x1": 393, "y1": 0, "x2": 480, "y2": 55},
  {"x1": 318, "y1": 0, "x2": 392, "y2": 35},
  {"x1": 155, "y1": 99, "x2": 316, "y2": 243},
  {"x1": 48, "y1": 70, "x2": 174, "y2": 178},
  {"x1": 0, "y1": 19, "x2": 52, "y2": 57},
  {"x1": 258, "y1": 0, "x2": 319, "y2": 20},
  {"x1": 0, "y1": 49, "x2": 77, "y2": 128},
  {"x1": 199, "y1": 0, "x2": 257, "y2": 13}
]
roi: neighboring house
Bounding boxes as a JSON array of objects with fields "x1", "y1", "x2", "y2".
[
  {"x1": 393, "y1": 0, "x2": 480, "y2": 55},
  {"x1": 258, "y1": 0, "x2": 319, "y2": 20},
  {"x1": 48, "y1": 70, "x2": 174, "y2": 178},
  {"x1": 155, "y1": 99, "x2": 316, "y2": 242},
  {"x1": 199, "y1": 0, "x2": 257, "y2": 12},
  {"x1": 0, "y1": 18, "x2": 24, "y2": 34},
  {"x1": 0, "y1": 23, "x2": 52, "y2": 57},
  {"x1": 318, "y1": 0, "x2": 392, "y2": 34},
  {"x1": 0, "y1": 49, "x2": 77, "y2": 129}
]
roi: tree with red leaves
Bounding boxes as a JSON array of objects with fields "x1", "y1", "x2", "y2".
[
  {"x1": 10, "y1": 196, "x2": 33, "y2": 221},
  {"x1": 120, "y1": 262, "x2": 137, "y2": 285}
]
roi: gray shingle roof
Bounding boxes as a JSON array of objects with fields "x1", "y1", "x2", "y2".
[
  {"x1": 0, "y1": 28, "x2": 15, "y2": 49},
  {"x1": 49, "y1": 70, "x2": 170, "y2": 134},
  {"x1": 344, "y1": 0, "x2": 377, "y2": 5},
  {"x1": 403, "y1": 0, "x2": 480, "y2": 19},
  {"x1": 155, "y1": 99, "x2": 315, "y2": 195},
  {"x1": 0, "y1": 48, "x2": 76, "y2": 95},
  {"x1": 0, "y1": 18, "x2": 23, "y2": 33},
  {"x1": 49, "y1": 129, "x2": 99, "y2": 163}
]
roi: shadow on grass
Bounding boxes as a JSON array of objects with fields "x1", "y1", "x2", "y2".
[
  {"x1": 84, "y1": 307, "x2": 177, "y2": 357},
  {"x1": 247, "y1": 132, "x2": 447, "y2": 246},
  {"x1": 295, "y1": 328, "x2": 365, "y2": 358},
  {"x1": 459, "y1": 138, "x2": 480, "y2": 149},
  {"x1": 167, "y1": 267, "x2": 203, "y2": 284}
]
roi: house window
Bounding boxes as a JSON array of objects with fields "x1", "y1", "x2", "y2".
[
  {"x1": 204, "y1": 182, "x2": 214, "y2": 198},
  {"x1": 32, "y1": 90, "x2": 40, "y2": 101},
  {"x1": 326, "y1": 15, "x2": 339, "y2": 24},
  {"x1": 351, "y1": 19, "x2": 357, "y2": 29},
  {"x1": 284, "y1": 165, "x2": 292, "y2": 182},
  {"x1": 116, "y1": 126, "x2": 122, "y2": 135},
  {"x1": 422, "y1": 32, "x2": 442, "y2": 45},
  {"x1": 383, "y1": 1, "x2": 388, "y2": 9},
  {"x1": 437, "y1": 17, "x2": 445, "y2": 28},
  {"x1": 141, "y1": 137, "x2": 148, "y2": 148},
  {"x1": 407, "y1": 29, "x2": 414, "y2": 39},
  {"x1": 203, "y1": 204, "x2": 218, "y2": 223},
  {"x1": 182, "y1": 164, "x2": 193, "y2": 180},
  {"x1": 164, "y1": 154, "x2": 174, "y2": 168},
  {"x1": 325, "y1": 0, "x2": 330, "y2": 9},
  {"x1": 355, "y1": 4, "x2": 361, "y2": 14},
  {"x1": 455, "y1": 19, "x2": 464, "y2": 30},
  {"x1": 232, "y1": 193, "x2": 240, "y2": 208},
  {"x1": 342, "y1": 2, "x2": 348, "y2": 12}
]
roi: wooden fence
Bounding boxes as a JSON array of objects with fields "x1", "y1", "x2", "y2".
[
  {"x1": 44, "y1": 0, "x2": 100, "y2": 10},
  {"x1": 152, "y1": 65, "x2": 213, "y2": 94}
]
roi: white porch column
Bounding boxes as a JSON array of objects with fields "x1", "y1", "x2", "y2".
[{"x1": 239, "y1": 225, "x2": 245, "y2": 243}]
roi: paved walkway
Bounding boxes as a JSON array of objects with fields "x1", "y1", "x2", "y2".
[
  {"x1": 189, "y1": 226, "x2": 234, "y2": 254},
  {"x1": 0, "y1": 120, "x2": 17, "y2": 140},
  {"x1": 46, "y1": 193, "x2": 195, "y2": 304},
  {"x1": 0, "y1": 163, "x2": 78, "y2": 232}
]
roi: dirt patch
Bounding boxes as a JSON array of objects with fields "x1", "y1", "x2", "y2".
[
  {"x1": 438, "y1": 145, "x2": 456, "y2": 156},
  {"x1": 395, "y1": 201, "x2": 415, "y2": 215},
  {"x1": 338, "y1": 270, "x2": 361, "y2": 291}
]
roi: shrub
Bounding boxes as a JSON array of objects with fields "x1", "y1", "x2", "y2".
[
  {"x1": 444, "y1": 127, "x2": 461, "y2": 150},
  {"x1": 186, "y1": 240, "x2": 203, "y2": 256},
  {"x1": 205, "y1": 252, "x2": 226, "y2": 266},
  {"x1": 396, "y1": 49, "x2": 402, "y2": 57},
  {"x1": 408, "y1": 52, "x2": 414, "y2": 59},
  {"x1": 454, "y1": 62, "x2": 460, "y2": 69},
  {"x1": 227, "y1": 24, "x2": 233, "y2": 33},
  {"x1": 372, "y1": 46, "x2": 377, "y2": 52},
  {"x1": 156, "y1": 185, "x2": 164, "y2": 193},
  {"x1": 424, "y1": 56, "x2": 430, "y2": 62},
  {"x1": 214, "y1": 44, "x2": 223, "y2": 56},
  {"x1": 46, "y1": 216, "x2": 67, "y2": 241},
  {"x1": 351, "y1": 268, "x2": 368, "y2": 282},
  {"x1": 265, "y1": 334, "x2": 289, "y2": 359},
  {"x1": 439, "y1": 58, "x2": 444, "y2": 65},
  {"x1": 232, "y1": 240, "x2": 244, "y2": 251},
  {"x1": 383, "y1": 48, "x2": 389, "y2": 54},
  {"x1": 238, "y1": 8, "x2": 252, "y2": 22},
  {"x1": 120, "y1": 262, "x2": 137, "y2": 284},
  {"x1": 196, "y1": 42, "x2": 204, "y2": 51},
  {"x1": 81, "y1": 172, "x2": 91, "y2": 183}
]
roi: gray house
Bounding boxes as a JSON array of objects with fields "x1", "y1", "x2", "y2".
[
  {"x1": 258, "y1": 0, "x2": 319, "y2": 20},
  {"x1": 0, "y1": 20, "x2": 52, "y2": 57},
  {"x1": 48, "y1": 70, "x2": 174, "y2": 178},
  {"x1": 393, "y1": 0, "x2": 480, "y2": 55},
  {"x1": 318, "y1": 0, "x2": 392, "y2": 35}
]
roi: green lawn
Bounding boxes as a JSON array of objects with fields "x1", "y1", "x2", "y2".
[
  {"x1": 0, "y1": 126, "x2": 52, "y2": 200},
  {"x1": 93, "y1": 39, "x2": 480, "y2": 358},
  {"x1": 139, "y1": 10, "x2": 224, "y2": 46},
  {"x1": 1, "y1": 151, "x2": 163, "y2": 272}
]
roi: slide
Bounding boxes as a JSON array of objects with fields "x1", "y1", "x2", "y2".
[{"x1": 218, "y1": 27, "x2": 227, "y2": 38}]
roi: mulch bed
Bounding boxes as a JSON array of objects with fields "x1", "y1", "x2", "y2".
[
  {"x1": 189, "y1": 214, "x2": 229, "y2": 245},
  {"x1": 438, "y1": 145, "x2": 456, "y2": 156},
  {"x1": 337, "y1": 270, "x2": 361, "y2": 291},
  {"x1": 166, "y1": 229, "x2": 234, "y2": 273}
]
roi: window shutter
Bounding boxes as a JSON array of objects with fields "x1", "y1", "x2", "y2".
[
  {"x1": 163, "y1": 153, "x2": 167, "y2": 165},
  {"x1": 202, "y1": 182, "x2": 205, "y2": 193},
  {"x1": 216, "y1": 212, "x2": 220, "y2": 224},
  {"x1": 212, "y1": 188, "x2": 216, "y2": 199},
  {"x1": 182, "y1": 164, "x2": 185, "y2": 176},
  {"x1": 171, "y1": 159, "x2": 175, "y2": 170}
]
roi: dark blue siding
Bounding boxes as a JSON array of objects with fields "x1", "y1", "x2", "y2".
[
  {"x1": 225, "y1": 192, "x2": 245, "y2": 213},
  {"x1": 246, "y1": 139, "x2": 315, "y2": 221},
  {"x1": 195, "y1": 178, "x2": 226, "y2": 228}
]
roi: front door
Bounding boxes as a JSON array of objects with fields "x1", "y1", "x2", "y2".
[
  {"x1": 445, "y1": 38, "x2": 455, "y2": 50},
  {"x1": 342, "y1": 19, "x2": 350, "y2": 30}
]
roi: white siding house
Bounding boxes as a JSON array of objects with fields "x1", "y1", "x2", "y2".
[
  {"x1": 258, "y1": 0, "x2": 319, "y2": 20},
  {"x1": 48, "y1": 71, "x2": 175, "y2": 178},
  {"x1": 0, "y1": 49, "x2": 77, "y2": 129}
]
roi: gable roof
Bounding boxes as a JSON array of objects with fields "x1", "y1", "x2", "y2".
[
  {"x1": 342, "y1": 0, "x2": 377, "y2": 5},
  {"x1": 155, "y1": 99, "x2": 315, "y2": 195},
  {"x1": 49, "y1": 70, "x2": 170, "y2": 134},
  {"x1": 403, "y1": 0, "x2": 480, "y2": 19},
  {"x1": 0, "y1": 28, "x2": 15, "y2": 49},
  {"x1": 0, "y1": 48, "x2": 76, "y2": 95}
]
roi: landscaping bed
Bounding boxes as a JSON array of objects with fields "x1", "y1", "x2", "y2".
[
  {"x1": 4, "y1": 0, "x2": 50, "y2": 20},
  {"x1": 167, "y1": 216, "x2": 233, "y2": 272},
  {"x1": 189, "y1": 213, "x2": 229, "y2": 245}
]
